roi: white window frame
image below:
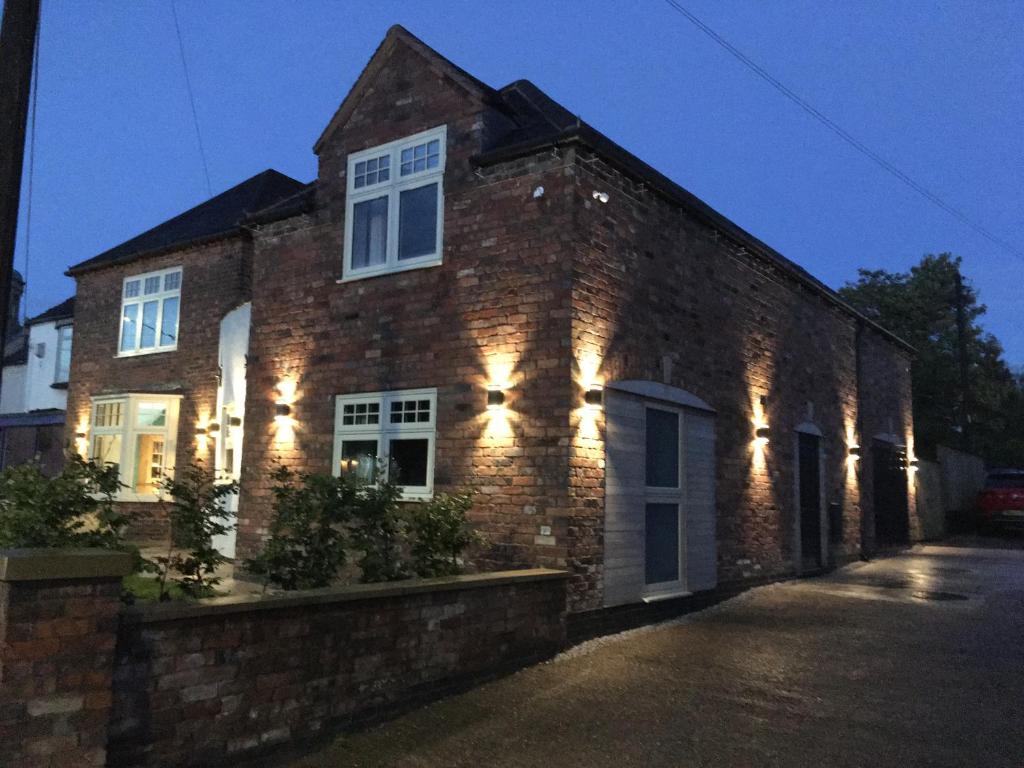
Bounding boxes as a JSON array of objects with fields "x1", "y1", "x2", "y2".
[
  {"x1": 117, "y1": 266, "x2": 183, "y2": 356},
  {"x1": 89, "y1": 394, "x2": 181, "y2": 502},
  {"x1": 54, "y1": 322, "x2": 73, "y2": 384},
  {"x1": 341, "y1": 126, "x2": 447, "y2": 282},
  {"x1": 332, "y1": 388, "x2": 437, "y2": 500}
]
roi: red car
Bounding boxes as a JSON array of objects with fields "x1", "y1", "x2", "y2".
[{"x1": 977, "y1": 470, "x2": 1024, "y2": 531}]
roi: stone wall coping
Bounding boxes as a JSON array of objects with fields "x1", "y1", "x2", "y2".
[
  {"x1": 130, "y1": 568, "x2": 569, "y2": 624},
  {"x1": 0, "y1": 548, "x2": 134, "y2": 582}
]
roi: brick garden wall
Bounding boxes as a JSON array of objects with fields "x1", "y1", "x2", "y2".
[
  {"x1": 108, "y1": 569, "x2": 567, "y2": 767},
  {"x1": 66, "y1": 238, "x2": 254, "y2": 542}
]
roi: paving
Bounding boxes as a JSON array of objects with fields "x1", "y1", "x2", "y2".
[{"x1": 290, "y1": 540, "x2": 1024, "y2": 768}]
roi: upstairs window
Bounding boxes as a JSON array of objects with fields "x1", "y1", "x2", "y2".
[
  {"x1": 54, "y1": 323, "x2": 73, "y2": 383},
  {"x1": 343, "y1": 126, "x2": 446, "y2": 280},
  {"x1": 333, "y1": 388, "x2": 436, "y2": 499},
  {"x1": 119, "y1": 267, "x2": 181, "y2": 355}
]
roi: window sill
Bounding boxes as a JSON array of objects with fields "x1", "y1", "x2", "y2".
[
  {"x1": 115, "y1": 347, "x2": 178, "y2": 359},
  {"x1": 336, "y1": 257, "x2": 442, "y2": 284},
  {"x1": 116, "y1": 493, "x2": 164, "y2": 504},
  {"x1": 50, "y1": 382, "x2": 68, "y2": 390},
  {"x1": 642, "y1": 589, "x2": 692, "y2": 604}
]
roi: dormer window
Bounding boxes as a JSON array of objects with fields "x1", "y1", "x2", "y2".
[
  {"x1": 342, "y1": 126, "x2": 446, "y2": 280},
  {"x1": 118, "y1": 267, "x2": 181, "y2": 356}
]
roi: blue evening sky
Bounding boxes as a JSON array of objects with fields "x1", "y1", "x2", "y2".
[{"x1": 15, "y1": 1, "x2": 1024, "y2": 362}]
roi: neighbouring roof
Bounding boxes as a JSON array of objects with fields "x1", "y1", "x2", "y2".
[
  {"x1": 25, "y1": 296, "x2": 74, "y2": 326},
  {"x1": 66, "y1": 170, "x2": 306, "y2": 276},
  {"x1": 0, "y1": 409, "x2": 65, "y2": 428}
]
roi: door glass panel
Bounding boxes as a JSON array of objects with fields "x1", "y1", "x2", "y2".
[
  {"x1": 134, "y1": 434, "x2": 165, "y2": 494},
  {"x1": 645, "y1": 503, "x2": 680, "y2": 584},
  {"x1": 646, "y1": 408, "x2": 679, "y2": 487},
  {"x1": 92, "y1": 434, "x2": 122, "y2": 468}
]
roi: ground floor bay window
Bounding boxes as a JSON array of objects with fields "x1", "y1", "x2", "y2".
[
  {"x1": 90, "y1": 394, "x2": 181, "y2": 500},
  {"x1": 332, "y1": 388, "x2": 436, "y2": 499}
]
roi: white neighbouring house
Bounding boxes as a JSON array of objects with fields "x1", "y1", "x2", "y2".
[{"x1": 0, "y1": 296, "x2": 74, "y2": 475}]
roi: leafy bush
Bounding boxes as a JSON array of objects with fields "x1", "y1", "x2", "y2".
[
  {"x1": 152, "y1": 460, "x2": 237, "y2": 599},
  {"x1": 0, "y1": 454, "x2": 135, "y2": 550},
  {"x1": 244, "y1": 466, "x2": 355, "y2": 590},
  {"x1": 409, "y1": 492, "x2": 482, "y2": 578},
  {"x1": 350, "y1": 479, "x2": 408, "y2": 583}
]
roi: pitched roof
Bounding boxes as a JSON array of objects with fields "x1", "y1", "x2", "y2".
[
  {"x1": 25, "y1": 297, "x2": 74, "y2": 326},
  {"x1": 66, "y1": 170, "x2": 305, "y2": 276}
]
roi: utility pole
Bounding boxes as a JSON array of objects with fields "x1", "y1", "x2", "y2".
[
  {"x1": 954, "y1": 268, "x2": 971, "y2": 452},
  {"x1": 0, "y1": 0, "x2": 41, "y2": 405}
]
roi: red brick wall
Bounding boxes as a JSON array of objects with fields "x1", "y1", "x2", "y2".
[
  {"x1": 565, "y1": 148, "x2": 912, "y2": 604},
  {"x1": 109, "y1": 571, "x2": 567, "y2": 767},
  {"x1": 236, "y1": 38, "x2": 578, "y2": 569},
  {"x1": 0, "y1": 576, "x2": 123, "y2": 767},
  {"x1": 67, "y1": 238, "x2": 253, "y2": 542}
]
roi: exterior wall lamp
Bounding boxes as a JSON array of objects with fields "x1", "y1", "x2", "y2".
[
  {"x1": 207, "y1": 422, "x2": 220, "y2": 433},
  {"x1": 755, "y1": 426, "x2": 771, "y2": 444},
  {"x1": 196, "y1": 426, "x2": 208, "y2": 437},
  {"x1": 848, "y1": 445, "x2": 862, "y2": 460},
  {"x1": 228, "y1": 416, "x2": 242, "y2": 428},
  {"x1": 75, "y1": 430, "x2": 87, "y2": 439},
  {"x1": 486, "y1": 387, "x2": 506, "y2": 409},
  {"x1": 275, "y1": 403, "x2": 292, "y2": 418},
  {"x1": 584, "y1": 386, "x2": 604, "y2": 408}
]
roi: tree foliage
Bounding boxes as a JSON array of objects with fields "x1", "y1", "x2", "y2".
[{"x1": 840, "y1": 253, "x2": 1024, "y2": 465}]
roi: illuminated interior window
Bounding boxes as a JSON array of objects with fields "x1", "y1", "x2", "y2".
[
  {"x1": 89, "y1": 395, "x2": 180, "y2": 499},
  {"x1": 119, "y1": 267, "x2": 182, "y2": 356}
]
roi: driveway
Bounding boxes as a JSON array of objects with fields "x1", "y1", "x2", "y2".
[{"x1": 291, "y1": 543, "x2": 1024, "y2": 768}]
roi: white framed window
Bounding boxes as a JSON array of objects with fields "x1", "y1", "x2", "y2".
[
  {"x1": 332, "y1": 388, "x2": 436, "y2": 499},
  {"x1": 342, "y1": 126, "x2": 446, "y2": 281},
  {"x1": 118, "y1": 267, "x2": 182, "y2": 355},
  {"x1": 90, "y1": 394, "x2": 181, "y2": 501},
  {"x1": 54, "y1": 323, "x2": 73, "y2": 383}
]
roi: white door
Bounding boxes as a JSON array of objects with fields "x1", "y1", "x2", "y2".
[{"x1": 211, "y1": 303, "x2": 250, "y2": 558}]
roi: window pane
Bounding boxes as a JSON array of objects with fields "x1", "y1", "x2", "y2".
[
  {"x1": 124, "y1": 280, "x2": 140, "y2": 298},
  {"x1": 134, "y1": 434, "x2": 166, "y2": 494},
  {"x1": 92, "y1": 434, "x2": 122, "y2": 469},
  {"x1": 645, "y1": 503, "x2": 679, "y2": 584},
  {"x1": 398, "y1": 184, "x2": 438, "y2": 261},
  {"x1": 144, "y1": 276, "x2": 161, "y2": 294},
  {"x1": 340, "y1": 440, "x2": 377, "y2": 482},
  {"x1": 95, "y1": 402, "x2": 124, "y2": 428},
  {"x1": 388, "y1": 438, "x2": 429, "y2": 487},
  {"x1": 164, "y1": 271, "x2": 181, "y2": 291},
  {"x1": 55, "y1": 327, "x2": 72, "y2": 383},
  {"x1": 120, "y1": 304, "x2": 138, "y2": 352},
  {"x1": 351, "y1": 196, "x2": 388, "y2": 269},
  {"x1": 160, "y1": 296, "x2": 179, "y2": 347},
  {"x1": 646, "y1": 408, "x2": 679, "y2": 487},
  {"x1": 136, "y1": 402, "x2": 167, "y2": 427},
  {"x1": 139, "y1": 301, "x2": 159, "y2": 348}
]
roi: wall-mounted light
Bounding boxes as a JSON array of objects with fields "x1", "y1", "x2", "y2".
[
  {"x1": 848, "y1": 445, "x2": 862, "y2": 460},
  {"x1": 592, "y1": 190, "x2": 609, "y2": 204},
  {"x1": 584, "y1": 386, "x2": 604, "y2": 408},
  {"x1": 228, "y1": 416, "x2": 242, "y2": 427},
  {"x1": 196, "y1": 426, "x2": 208, "y2": 437},
  {"x1": 75, "y1": 430, "x2": 87, "y2": 439},
  {"x1": 207, "y1": 422, "x2": 221, "y2": 433},
  {"x1": 486, "y1": 386, "x2": 506, "y2": 410},
  {"x1": 755, "y1": 426, "x2": 771, "y2": 444},
  {"x1": 275, "y1": 403, "x2": 292, "y2": 418},
  {"x1": 908, "y1": 457, "x2": 920, "y2": 473}
]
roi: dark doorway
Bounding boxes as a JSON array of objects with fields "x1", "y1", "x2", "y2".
[
  {"x1": 798, "y1": 432, "x2": 822, "y2": 570},
  {"x1": 872, "y1": 440, "x2": 909, "y2": 549}
]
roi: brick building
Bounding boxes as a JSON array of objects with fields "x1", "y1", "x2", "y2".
[{"x1": 66, "y1": 26, "x2": 916, "y2": 614}]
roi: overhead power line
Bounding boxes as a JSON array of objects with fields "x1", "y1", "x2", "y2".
[
  {"x1": 21, "y1": 8, "x2": 40, "y2": 323},
  {"x1": 662, "y1": 0, "x2": 1024, "y2": 261},
  {"x1": 170, "y1": 0, "x2": 212, "y2": 197}
]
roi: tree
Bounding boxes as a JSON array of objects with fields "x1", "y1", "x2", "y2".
[{"x1": 840, "y1": 253, "x2": 1021, "y2": 465}]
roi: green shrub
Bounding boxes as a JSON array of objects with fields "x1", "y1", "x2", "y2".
[
  {"x1": 244, "y1": 466, "x2": 355, "y2": 590},
  {"x1": 0, "y1": 454, "x2": 135, "y2": 550},
  {"x1": 409, "y1": 492, "x2": 482, "y2": 578},
  {"x1": 350, "y1": 479, "x2": 408, "y2": 583},
  {"x1": 152, "y1": 460, "x2": 237, "y2": 600}
]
